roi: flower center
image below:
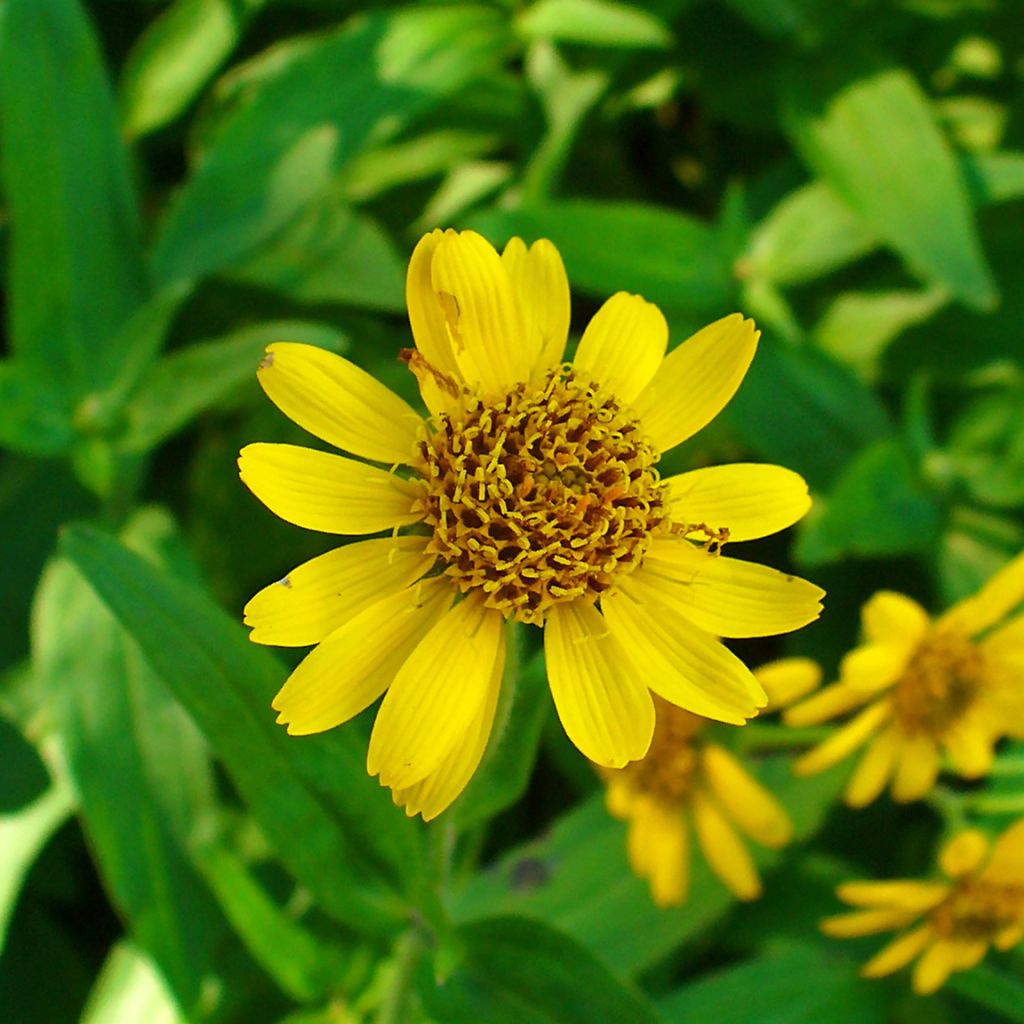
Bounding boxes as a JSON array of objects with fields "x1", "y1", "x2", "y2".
[
  {"x1": 616, "y1": 700, "x2": 704, "y2": 805},
  {"x1": 929, "y1": 879, "x2": 1024, "y2": 942},
  {"x1": 414, "y1": 367, "x2": 666, "y2": 624},
  {"x1": 891, "y1": 632, "x2": 987, "y2": 738}
]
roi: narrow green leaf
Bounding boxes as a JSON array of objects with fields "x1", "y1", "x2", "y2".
[
  {"x1": 0, "y1": 362, "x2": 76, "y2": 458},
  {"x1": 1, "y1": 0, "x2": 149, "y2": 398},
  {"x1": 795, "y1": 439, "x2": 944, "y2": 566},
  {"x1": 0, "y1": 783, "x2": 74, "y2": 955},
  {"x1": 151, "y1": 5, "x2": 508, "y2": 284},
  {"x1": 517, "y1": 0, "x2": 673, "y2": 49},
  {"x1": 80, "y1": 943, "x2": 186, "y2": 1024},
  {"x1": 120, "y1": 0, "x2": 267, "y2": 138},
  {"x1": 469, "y1": 201, "x2": 733, "y2": 312},
  {"x1": 784, "y1": 67, "x2": 997, "y2": 309},
  {"x1": 724, "y1": 338, "x2": 892, "y2": 489},
  {"x1": 227, "y1": 204, "x2": 405, "y2": 312},
  {"x1": 119, "y1": 321, "x2": 347, "y2": 453},
  {"x1": 59, "y1": 522, "x2": 423, "y2": 935},
  {"x1": 422, "y1": 916, "x2": 663, "y2": 1024}
]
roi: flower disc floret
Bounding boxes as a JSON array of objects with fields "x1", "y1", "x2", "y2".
[{"x1": 415, "y1": 366, "x2": 667, "y2": 624}]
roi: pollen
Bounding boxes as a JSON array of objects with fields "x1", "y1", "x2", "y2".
[
  {"x1": 891, "y1": 631, "x2": 988, "y2": 737},
  {"x1": 414, "y1": 366, "x2": 667, "y2": 624},
  {"x1": 929, "y1": 878, "x2": 1024, "y2": 943}
]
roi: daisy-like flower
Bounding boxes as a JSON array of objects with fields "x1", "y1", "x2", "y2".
[
  {"x1": 239, "y1": 229, "x2": 823, "y2": 819},
  {"x1": 786, "y1": 554, "x2": 1024, "y2": 806},
  {"x1": 603, "y1": 658, "x2": 819, "y2": 905},
  {"x1": 822, "y1": 820, "x2": 1024, "y2": 995}
]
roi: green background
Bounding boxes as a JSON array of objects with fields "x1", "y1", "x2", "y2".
[{"x1": 1, "y1": 0, "x2": 1024, "y2": 1020}]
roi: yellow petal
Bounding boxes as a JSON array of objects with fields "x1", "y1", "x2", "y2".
[
  {"x1": 632, "y1": 313, "x2": 759, "y2": 453},
  {"x1": 943, "y1": 720, "x2": 995, "y2": 779},
  {"x1": 271, "y1": 578, "x2": 452, "y2": 735},
  {"x1": 646, "y1": 803, "x2": 690, "y2": 907},
  {"x1": 702, "y1": 744, "x2": 792, "y2": 848},
  {"x1": 983, "y1": 610, "x2": 1024, "y2": 657},
  {"x1": 912, "y1": 938, "x2": 959, "y2": 995},
  {"x1": 257, "y1": 343, "x2": 423, "y2": 464},
  {"x1": 602, "y1": 585, "x2": 766, "y2": 725},
  {"x1": 891, "y1": 733, "x2": 939, "y2": 802},
  {"x1": 995, "y1": 922, "x2": 1024, "y2": 951},
  {"x1": 839, "y1": 642, "x2": 910, "y2": 692},
  {"x1": 627, "y1": 797, "x2": 656, "y2": 878},
  {"x1": 430, "y1": 230, "x2": 531, "y2": 394},
  {"x1": 691, "y1": 790, "x2": 761, "y2": 900},
  {"x1": 635, "y1": 540, "x2": 824, "y2": 638},
  {"x1": 821, "y1": 907, "x2": 919, "y2": 938},
  {"x1": 939, "y1": 829, "x2": 989, "y2": 879},
  {"x1": 664, "y1": 463, "x2": 811, "y2": 543},
  {"x1": 573, "y1": 292, "x2": 667, "y2": 404},
  {"x1": 861, "y1": 925, "x2": 933, "y2": 978},
  {"x1": 605, "y1": 776, "x2": 635, "y2": 820},
  {"x1": 367, "y1": 597, "x2": 504, "y2": 789},
  {"x1": 754, "y1": 657, "x2": 822, "y2": 711},
  {"x1": 784, "y1": 681, "x2": 870, "y2": 727},
  {"x1": 981, "y1": 819, "x2": 1024, "y2": 886},
  {"x1": 406, "y1": 229, "x2": 463, "y2": 382},
  {"x1": 501, "y1": 237, "x2": 570, "y2": 374},
  {"x1": 862, "y1": 591, "x2": 931, "y2": 647},
  {"x1": 238, "y1": 443, "x2": 421, "y2": 534},
  {"x1": 544, "y1": 601, "x2": 654, "y2": 768},
  {"x1": 245, "y1": 536, "x2": 434, "y2": 646},
  {"x1": 837, "y1": 880, "x2": 948, "y2": 912},
  {"x1": 391, "y1": 626, "x2": 505, "y2": 821},
  {"x1": 792, "y1": 700, "x2": 889, "y2": 775},
  {"x1": 844, "y1": 728, "x2": 899, "y2": 808},
  {"x1": 938, "y1": 549, "x2": 1024, "y2": 637}
]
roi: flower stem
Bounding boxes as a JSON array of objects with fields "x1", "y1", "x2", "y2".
[{"x1": 375, "y1": 929, "x2": 425, "y2": 1024}]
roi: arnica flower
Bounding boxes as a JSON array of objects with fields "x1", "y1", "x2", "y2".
[
  {"x1": 822, "y1": 820, "x2": 1024, "y2": 995},
  {"x1": 239, "y1": 229, "x2": 823, "y2": 819},
  {"x1": 786, "y1": 553, "x2": 1024, "y2": 806},
  {"x1": 603, "y1": 658, "x2": 819, "y2": 906}
]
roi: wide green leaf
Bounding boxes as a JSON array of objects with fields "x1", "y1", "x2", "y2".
[
  {"x1": 0, "y1": 0, "x2": 149, "y2": 400},
  {"x1": 469, "y1": 201, "x2": 733, "y2": 312},
  {"x1": 784, "y1": 67, "x2": 996, "y2": 309},
  {"x1": 151, "y1": 5, "x2": 508, "y2": 284},
  {"x1": 80, "y1": 943, "x2": 186, "y2": 1024},
  {"x1": 421, "y1": 916, "x2": 663, "y2": 1024},
  {"x1": 60, "y1": 521, "x2": 423, "y2": 935}
]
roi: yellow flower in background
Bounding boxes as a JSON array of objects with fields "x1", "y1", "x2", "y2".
[
  {"x1": 239, "y1": 228, "x2": 823, "y2": 820},
  {"x1": 786, "y1": 554, "x2": 1024, "y2": 806},
  {"x1": 603, "y1": 658, "x2": 820, "y2": 906},
  {"x1": 823, "y1": 821, "x2": 1024, "y2": 995}
]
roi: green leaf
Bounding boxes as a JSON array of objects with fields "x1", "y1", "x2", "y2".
[
  {"x1": 120, "y1": 0, "x2": 267, "y2": 138},
  {"x1": 151, "y1": 5, "x2": 509, "y2": 284},
  {"x1": 469, "y1": 201, "x2": 733, "y2": 313},
  {"x1": 743, "y1": 182, "x2": 880, "y2": 287},
  {"x1": 34, "y1": 516, "x2": 225, "y2": 1007},
  {"x1": 119, "y1": 321, "x2": 347, "y2": 453},
  {"x1": 963, "y1": 149, "x2": 1024, "y2": 205},
  {"x1": 452, "y1": 645, "x2": 550, "y2": 828},
  {"x1": 421, "y1": 916, "x2": 663, "y2": 1024},
  {"x1": 784, "y1": 67, "x2": 996, "y2": 310},
  {"x1": 795, "y1": 439, "x2": 944, "y2": 566},
  {"x1": 452, "y1": 757, "x2": 846, "y2": 976},
  {"x1": 0, "y1": 717, "x2": 50, "y2": 813},
  {"x1": 0, "y1": 782, "x2": 74, "y2": 955},
  {"x1": 659, "y1": 943, "x2": 888, "y2": 1023},
  {"x1": 59, "y1": 522, "x2": 422, "y2": 935},
  {"x1": 946, "y1": 386, "x2": 1024, "y2": 509},
  {"x1": 517, "y1": 0, "x2": 673, "y2": 49},
  {"x1": 938, "y1": 509, "x2": 1024, "y2": 606},
  {"x1": 724, "y1": 338, "x2": 892, "y2": 489},
  {"x1": 227, "y1": 204, "x2": 405, "y2": 313},
  {"x1": 80, "y1": 943, "x2": 186, "y2": 1024},
  {"x1": 946, "y1": 963, "x2": 1024, "y2": 1024},
  {"x1": 0, "y1": 0, "x2": 149, "y2": 399},
  {"x1": 0, "y1": 361, "x2": 76, "y2": 457}
]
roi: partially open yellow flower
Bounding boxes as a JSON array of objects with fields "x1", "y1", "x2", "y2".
[
  {"x1": 239, "y1": 228, "x2": 823, "y2": 819},
  {"x1": 787, "y1": 554, "x2": 1024, "y2": 806},
  {"x1": 601, "y1": 658, "x2": 817, "y2": 906},
  {"x1": 823, "y1": 820, "x2": 1024, "y2": 995}
]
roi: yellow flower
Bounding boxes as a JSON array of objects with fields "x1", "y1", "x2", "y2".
[
  {"x1": 602, "y1": 658, "x2": 818, "y2": 906},
  {"x1": 239, "y1": 229, "x2": 823, "y2": 819},
  {"x1": 787, "y1": 554, "x2": 1024, "y2": 806},
  {"x1": 822, "y1": 820, "x2": 1024, "y2": 995}
]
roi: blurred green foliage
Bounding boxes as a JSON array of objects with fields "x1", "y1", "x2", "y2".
[{"x1": 2, "y1": 0, "x2": 1024, "y2": 1021}]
